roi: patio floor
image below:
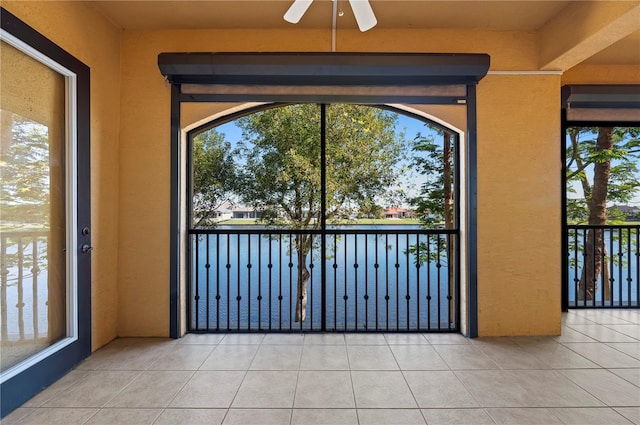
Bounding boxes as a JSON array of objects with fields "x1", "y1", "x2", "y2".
[{"x1": 2, "y1": 309, "x2": 639, "y2": 424}]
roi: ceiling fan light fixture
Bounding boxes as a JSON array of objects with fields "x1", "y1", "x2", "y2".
[
  {"x1": 349, "y1": 0, "x2": 377, "y2": 32},
  {"x1": 284, "y1": 0, "x2": 377, "y2": 32},
  {"x1": 284, "y1": 0, "x2": 314, "y2": 24}
]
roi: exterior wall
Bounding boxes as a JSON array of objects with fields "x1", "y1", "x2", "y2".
[
  {"x1": 120, "y1": 27, "x2": 563, "y2": 337},
  {"x1": 477, "y1": 75, "x2": 562, "y2": 336},
  {"x1": 2, "y1": 2, "x2": 122, "y2": 350},
  {"x1": 118, "y1": 30, "x2": 331, "y2": 336},
  {"x1": 562, "y1": 64, "x2": 640, "y2": 84}
]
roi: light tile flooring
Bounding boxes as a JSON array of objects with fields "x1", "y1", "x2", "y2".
[{"x1": 3, "y1": 309, "x2": 639, "y2": 424}]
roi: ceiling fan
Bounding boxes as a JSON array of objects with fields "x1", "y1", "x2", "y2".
[{"x1": 284, "y1": 0, "x2": 377, "y2": 32}]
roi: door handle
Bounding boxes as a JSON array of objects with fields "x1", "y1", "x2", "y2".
[{"x1": 81, "y1": 244, "x2": 93, "y2": 254}]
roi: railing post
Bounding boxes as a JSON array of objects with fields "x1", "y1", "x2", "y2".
[{"x1": 320, "y1": 104, "x2": 327, "y2": 332}]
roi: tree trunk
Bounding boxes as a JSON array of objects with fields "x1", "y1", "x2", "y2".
[
  {"x1": 295, "y1": 235, "x2": 311, "y2": 322},
  {"x1": 577, "y1": 127, "x2": 613, "y2": 302},
  {"x1": 578, "y1": 228, "x2": 603, "y2": 301},
  {"x1": 443, "y1": 132, "x2": 456, "y2": 320},
  {"x1": 443, "y1": 132, "x2": 454, "y2": 230}
]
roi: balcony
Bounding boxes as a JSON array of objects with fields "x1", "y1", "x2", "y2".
[{"x1": 3, "y1": 309, "x2": 638, "y2": 424}]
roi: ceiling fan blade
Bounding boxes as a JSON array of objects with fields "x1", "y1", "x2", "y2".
[
  {"x1": 349, "y1": 0, "x2": 377, "y2": 32},
  {"x1": 284, "y1": 0, "x2": 314, "y2": 24}
]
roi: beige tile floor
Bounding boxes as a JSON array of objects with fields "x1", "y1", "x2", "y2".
[{"x1": 2, "y1": 309, "x2": 639, "y2": 424}]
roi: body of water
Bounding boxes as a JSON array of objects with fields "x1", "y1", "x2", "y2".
[
  {"x1": 191, "y1": 225, "x2": 458, "y2": 332},
  {"x1": 567, "y1": 228, "x2": 639, "y2": 307}
]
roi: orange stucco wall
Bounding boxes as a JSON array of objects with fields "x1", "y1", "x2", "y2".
[
  {"x1": 9, "y1": 3, "x2": 636, "y2": 342},
  {"x1": 118, "y1": 27, "x2": 563, "y2": 337},
  {"x1": 477, "y1": 75, "x2": 562, "y2": 336},
  {"x1": 2, "y1": 2, "x2": 122, "y2": 350},
  {"x1": 562, "y1": 64, "x2": 640, "y2": 84},
  {"x1": 118, "y1": 29, "x2": 331, "y2": 336}
]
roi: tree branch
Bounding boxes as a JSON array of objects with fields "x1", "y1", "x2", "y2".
[
  {"x1": 569, "y1": 129, "x2": 592, "y2": 201},
  {"x1": 567, "y1": 160, "x2": 593, "y2": 180}
]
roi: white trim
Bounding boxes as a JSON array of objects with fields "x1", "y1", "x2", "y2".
[
  {"x1": 66, "y1": 73, "x2": 79, "y2": 341},
  {"x1": 183, "y1": 102, "x2": 268, "y2": 133},
  {"x1": 1, "y1": 30, "x2": 75, "y2": 76},
  {"x1": 487, "y1": 70, "x2": 563, "y2": 75},
  {"x1": 387, "y1": 104, "x2": 465, "y2": 135},
  {"x1": 0, "y1": 30, "x2": 79, "y2": 384}
]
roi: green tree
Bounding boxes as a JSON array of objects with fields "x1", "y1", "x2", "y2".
[
  {"x1": 408, "y1": 126, "x2": 456, "y2": 316},
  {"x1": 566, "y1": 127, "x2": 640, "y2": 301},
  {"x1": 408, "y1": 129, "x2": 455, "y2": 229},
  {"x1": 0, "y1": 112, "x2": 51, "y2": 228},
  {"x1": 235, "y1": 104, "x2": 404, "y2": 322},
  {"x1": 0, "y1": 112, "x2": 53, "y2": 278},
  {"x1": 191, "y1": 128, "x2": 237, "y2": 228},
  {"x1": 357, "y1": 199, "x2": 384, "y2": 219}
]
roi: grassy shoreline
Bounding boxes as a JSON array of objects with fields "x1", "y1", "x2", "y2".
[{"x1": 218, "y1": 218, "x2": 421, "y2": 226}]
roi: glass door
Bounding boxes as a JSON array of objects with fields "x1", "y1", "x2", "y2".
[
  {"x1": 1, "y1": 9, "x2": 91, "y2": 417},
  {"x1": 1, "y1": 40, "x2": 68, "y2": 373}
]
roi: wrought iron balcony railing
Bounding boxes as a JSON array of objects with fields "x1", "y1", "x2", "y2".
[
  {"x1": 0, "y1": 231, "x2": 49, "y2": 342},
  {"x1": 189, "y1": 227, "x2": 459, "y2": 332},
  {"x1": 566, "y1": 224, "x2": 639, "y2": 308}
]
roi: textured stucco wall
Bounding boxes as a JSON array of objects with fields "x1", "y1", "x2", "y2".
[
  {"x1": 118, "y1": 27, "x2": 562, "y2": 337},
  {"x1": 477, "y1": 75, "x2": 562, "y2": 336}
]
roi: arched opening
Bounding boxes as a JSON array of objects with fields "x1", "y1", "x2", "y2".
[
  {"x1": 185, "y1": 103, "x2": 463, "y2": 333},
  {"x1": 160, "y1": 52, "x2": 489, "y2": 337}
]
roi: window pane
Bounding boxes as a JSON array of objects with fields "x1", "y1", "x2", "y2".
[{"x1": 0, "y1": 41, "x2": 67, "y2": 372}]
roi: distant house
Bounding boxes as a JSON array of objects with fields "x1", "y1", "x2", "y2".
[
  {"x1": 231, "y1": 206, "x2": 263, "y2": 219},
  {"x1": 384, "y1": 207, "x2": 413, "y2": 219},
  {"x1": 608, "y1": 205, "x2": 640, "y2": 220},
  {"x1": 192, "y1": 202, "x2": 232, "y2": 224},
  {"x1": 214, "y1": 207, "x2": 233, "y2": 222}
]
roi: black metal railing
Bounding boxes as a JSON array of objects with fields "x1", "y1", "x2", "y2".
[
  {"x1": 566, "y1": 225, "x2": 639, "y2": 308},
  {"x1": 0, "y1": 231, "x2": 48, "y2": 341},
  {"x1": 189, "y1": 227, "x2": 459, "y2": 332}
]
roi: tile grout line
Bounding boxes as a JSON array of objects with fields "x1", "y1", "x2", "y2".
[
  {"x1": 558, "y1": 339, "x2": 640, "y2": 369},
  {"x1": 555, "y1": 368, "x2": 626, "y2": 409},
  {"x1": 565, "y1": 322, "x2": 638, "y2": 342},
  {"x1": 223, "y1": 338, "x2": 263, "y2": 418},
  {"x1": 154, "y1": 366, "x2": 199, "y2": 423},
  {"x1": 391, "y1": 340, "x2": 429, "y2": 424},
  {"x1": 449, "y1": 366, "x2": 494, "y2": 422},
  {"x1": 77, "y1": 340, "x2": 149, "y2": 424},
  {"x1": 289, "y1": 342, "x2": 306, "y2": 424},
  {"x1": 343, "y1": 334, "x2": 362, "y2": 425}
]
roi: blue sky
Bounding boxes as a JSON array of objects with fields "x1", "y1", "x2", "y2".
[{"x1": 211, "y1": 107, "x2": 441, "y2": 208}]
